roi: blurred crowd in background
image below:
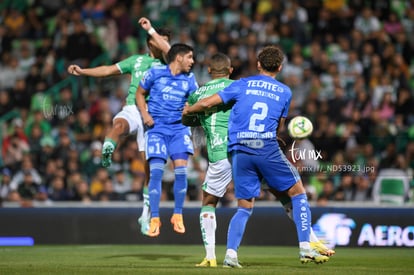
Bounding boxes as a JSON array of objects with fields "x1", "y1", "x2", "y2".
[{"x1": 0, "y1": 0, "x2": 413, "y2": 207}]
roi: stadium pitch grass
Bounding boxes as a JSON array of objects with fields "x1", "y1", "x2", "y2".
[{"x1": 0, "y1": 245, "x2": 412, "y2": 274}]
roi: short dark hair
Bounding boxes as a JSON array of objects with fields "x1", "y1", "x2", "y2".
[
  {"x1": 167, "y1": 43, "x2": 193, "y2": 64},
  {"x1": 146, "y1": 27, "x2": 171, "y2": 45},
  {"x1": 257, "y1": 46, "x2": 284, "y2": 72},
  {"x1": 209, "y1": 53, "x2": 231, "y2": 75}
]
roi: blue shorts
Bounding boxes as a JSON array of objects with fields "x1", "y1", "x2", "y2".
[
  {"x1": 145, "y1": 127, "x2": 194, "y2": 161},
  {"x1": 231, "y1": 148, "x2": 300, "y2": 199}
]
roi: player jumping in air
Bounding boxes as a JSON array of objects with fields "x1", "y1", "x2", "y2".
[{"x1": 67, "y1": 17, "x2": 171, "y2": 236}]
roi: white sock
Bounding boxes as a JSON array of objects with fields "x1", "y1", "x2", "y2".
[
  {"x1": 200, "y1": 207, "x2": 216, "y2": 259},
  {"x1": 310, "y1": 228, "x2": 319, "y2": 243},
  {"x1": 299, "y1": 241, "x2": 311, "y2": 251},
  {"x1": 226, "y1": 249, "x2": 237, "y2": 258},
  {"x1": 141, "y1": 189, "x2": 150, "y2": 220}
]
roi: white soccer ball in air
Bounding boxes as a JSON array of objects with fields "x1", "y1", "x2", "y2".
[{"x1": 287, "y1": 115, "x2": 313, "y2": 139}]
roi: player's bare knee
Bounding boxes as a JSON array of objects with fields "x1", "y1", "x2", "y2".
[{"x1": 113, "y1": 119, "x2": 129, "y2": 135}]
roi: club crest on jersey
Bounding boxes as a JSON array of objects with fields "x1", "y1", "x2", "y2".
[{"x1": 182, "y1": 81, "x2": 188, "y2": 91}]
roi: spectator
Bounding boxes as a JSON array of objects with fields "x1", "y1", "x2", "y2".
[
  {"x1": 0, "y1": 89, "x2": 14, "y2": 116},
  {"x1": 110, "y1": 2, "x2": 134, "y2": 48},
  {"x1": 92, "y1": 110, "x2": 112, "y2": 141},
  {"x1": 316, "y1": 179, "x2": 336, "y2": 206},
  {"x1": 90, "y1": 167, "x2": 109, "y2": 198},
  {"x1": 65, "y1": 20, "x2": 93, "y2": 63},
  {"x1": 124, "y1": 175, "x2": 144, "y2": 202},
  {"x1": 0, "y1": 167, "x2": 20, "y2": 202},
  {"x1": 72, "y1": 108, "x2": 93, "y2": 151},
  {"x1": 112, "y1": 169, "x2": 132, "y2": 198},
  {"x1": 48, "y1": 175, "x2": 71, "y2": 201},
  {"x1": 10, "y1": 154, "x2": 42, "y2": 189},
  {"x1": 377, "y1": 92, "x2": 395, "y2": 121},
  {"x1": 26, "y1": 121, "x2": 43, "y2": 159},
  {"x1": 96, "y1": 178, "x2": 121, "y2": 201},
  {"x1": 24, "y1": 109, "x2": 52, "y2": 138},
  {"x1": 81, "y1": 140, "x2": 103, "y2": 180},
  {"x1": 0, "y1": 55, "x2": 26, "y2": 90},
  {"x1": 36, "y1": 135, "x2": 57, "y2": 176},
  {"x1": 16, "y1": 170, "x2": 48, "y2": 205},
  {"x1": 3, "y1": 9, "x2": 26, "y2": 38},
  {"x1": 334, "y1": 173, "x2": 356, "y2": 202},
  {"x1": 72, "y1": 178, "x2": 92, "y2": 203},
  {"x1": 354, "y1": 7, "x2": 382, "y2": 40},
  {"x1": 395, "y1": 87, "x2": 414, "y2": 127},
  {"x1": 2, "y1": 118, "x2": 30, "y2": 170},
  {"x1": 352, "y1": 175, "x2": 373, "y2": 201},
  {"x1": 11, "y1": 78, "x2": 31, "y2": 115},
  {"x1": 383, "y1": 12, "x2": 403, "y2": 37}
]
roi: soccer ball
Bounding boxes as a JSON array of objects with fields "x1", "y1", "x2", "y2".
[{"x1": 287, "y1": 116, "x2": 313, "y2": 139}]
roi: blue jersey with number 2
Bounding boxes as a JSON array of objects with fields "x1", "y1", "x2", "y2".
[{"x1": 218, "y1": 74, "x2": 291, "y2": 155}]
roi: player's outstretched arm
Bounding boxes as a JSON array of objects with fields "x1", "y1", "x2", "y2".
[
  {"x1": 138, "y1": 17, "x2": 170, "y2": 55},
  {"x1": 67, "y1": 64, "x2": 120, "y2": 77},
  {"x1": 182, "y1": 94, "x2": 223, "y2": 116}
]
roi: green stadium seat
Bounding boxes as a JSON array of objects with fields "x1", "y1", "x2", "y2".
[{"x1": 372, "y1": 169, "x2": 411, "y2": 205}]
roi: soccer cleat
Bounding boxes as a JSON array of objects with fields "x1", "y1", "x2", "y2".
[
  {"x1": 101, "y1": 144, "x2": 114, "y2": 167},
  {"x1": 223, "y1": 255, "x2": 242, "y2": 268},
  {"x1": 311, "y1": 241, "x2": 336, "y2": 256},
  {"x1": 195, "y1": 258, "x2": 217, "y2": 268},
  {"x1": 147, "y1": 217, "x2": 161, "y2": 237},
  {"x1": 170, "y1": 214, "x2": 185, "y2": 234},
  {"x1": 137, "y1": 216, "x2": 150, "y2": 236},
  {"x1": 300, "y1": 249, "x2": 329, "y2": 264}
]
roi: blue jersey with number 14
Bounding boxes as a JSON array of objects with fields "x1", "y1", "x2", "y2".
[
  {"x1": 217, "y1": 74, "x2": 292, "y2": 155},
  {"x1": 140, "y1": 65, "x2": 198, "y2": 134}
]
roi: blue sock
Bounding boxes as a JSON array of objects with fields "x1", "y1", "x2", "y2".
[
  {"x1": 173, "y1": 166, "x2": 188, "y2": 214},
  {"x1": 227, "y1": 207, "x2": 253, "y2": 251},
  {"x1": 291, "y1": 193, "x2": 311, "y2": 242},
  {"x1": 148, "y1": 159, "x2": 164, "y2": 218}
]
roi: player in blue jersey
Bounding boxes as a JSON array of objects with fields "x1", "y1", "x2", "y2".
[
  {"x1": 136, "y1": 43, "x2": 198, "y2": 237},
  {"x1": 183, "y1": 45, "x2": 329, "y2": 266}
]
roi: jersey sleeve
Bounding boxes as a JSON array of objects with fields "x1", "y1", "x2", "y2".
[
  {"x1": 116, "y1": 55, "x2": 137, "y2": 74},
  {"x1": 188, "y1": 74, "x2": 199, "y2": 95},
  {"x1": 217, "y1": 80, "x2": 240, "y2": 104},
  {"x1": 139, "y1": 68, "x2": 155, "y2": 92},
  {"x1": 281, "y1": 88, "x2": 292, "y2": 118}
]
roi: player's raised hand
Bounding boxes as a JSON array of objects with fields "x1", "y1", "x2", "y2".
[
  {"x1": 138, "y1": 17, "x2": 152, "y2": 31},
  {"x1": 67, "y1": 64, "x2": 82, "y2": 76}
]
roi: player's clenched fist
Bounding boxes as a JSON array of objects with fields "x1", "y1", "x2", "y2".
[
  {"x1": 138, "y1": 17, "x2": 152, "y2": 31},
  {"x1": 67, "y1": 65, "x2": 82, "y2": 76}
]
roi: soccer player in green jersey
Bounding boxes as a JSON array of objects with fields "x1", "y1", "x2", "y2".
[
  {"x1": 67, "y1": 17, "x2": 170, "y2": 235},
  {"x1": 183, "y1": 53, "x2": 234, "y2": 267}
]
